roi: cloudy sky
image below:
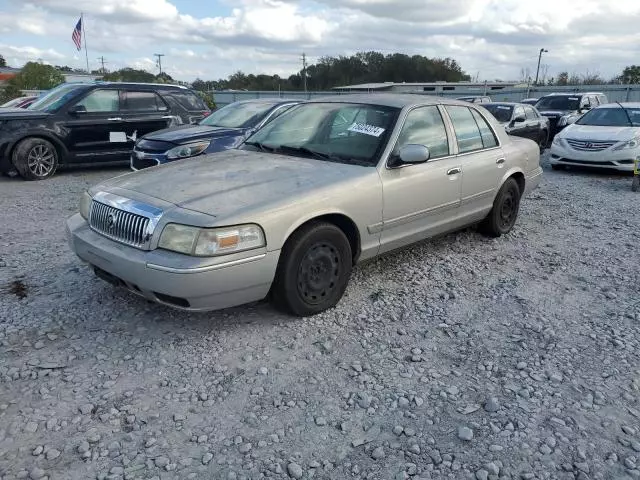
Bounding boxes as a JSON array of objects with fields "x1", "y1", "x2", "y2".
[{"x1": 0, "y1": 0, "x2": 637, "y2": 84}]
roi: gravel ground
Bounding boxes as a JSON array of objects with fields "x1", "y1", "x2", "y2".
[{"x1": 1, "y1": 155, "x2": 639, "y2": 480}]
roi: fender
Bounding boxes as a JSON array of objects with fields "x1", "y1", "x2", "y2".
[
  {"x1": 497, "y1": 166, "x2": 526, "y2": 194},
  {"x1": 6, "y1": 129, "x2": 70, "y2": 165}
]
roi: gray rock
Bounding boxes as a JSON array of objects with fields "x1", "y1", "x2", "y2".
[
  {"x1": 287, "y1": 462, "x2": 303, "y2": 479},
  {"x1": 393, "y1": 425, "x2": 404, "y2": 436},
  {"x1": 315, "y1": 417, "x2": 327, "y2": 426},
  {"x1": 79, "y1": 404, "x2": 94, "y2": 415},
  {"x1": 154, "y1": 456, "x2": 170, "y2": 468},
  {"x1": 77, "y1": 441, "x2": 90, "y2": 454},
  {"x1": 202, "y1": 452, "x2": 214, "y2": 465},
  {"x1": 457, "y1": 426, "x2": 474, "y2": 441},
  {"x1": 371, "y1": 446, "x2": 385, "y2": 460},
  {"x1": 475, "y1": 469, "x2": 489, "y2": 480},
  {"x1": 29, "y1": 468, "x2": 46, "y2": 479},
  {"x1": 46, "y1": 448, "x2": 61, "y2": 460},
  {"x1": 484, "y1": 397, "x2": 500, "y2": 412},
  {"x1": 238, "y1": 442, "x2": 252, "y2": 453}
]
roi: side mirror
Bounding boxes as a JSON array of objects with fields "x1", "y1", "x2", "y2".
[
  {"x1": 394, "y1": 144, "x2": 430, "y2": 166},
  {"x1": 68, "y1": 104, "x2": 87, "y2": 115},
  {"x1": 581, "y1": 105, "x2": 591, "y2": 112},
  {"x1": 513, "y1": 114, "x2": 526, "y2": 123}
]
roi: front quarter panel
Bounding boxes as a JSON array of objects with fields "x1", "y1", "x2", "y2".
[{"x1": 0, "y1": 118, "x2": 67, "y2": 171}]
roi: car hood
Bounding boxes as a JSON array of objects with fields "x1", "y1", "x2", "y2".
[
  {"x1": 141, "y1": 124, "x2": 246, "y2": 144},
  {"x1": 560, "y1": 124, "x2": 640, "y2": 141},
  {"x1": 94, "y1": 149, "x2": 371, "y2": 218},
  {"x1": 0, "y1": 108, "x2": 50, "y2": 120},
  {"x1": 538, "y1": 110, "x2": 572, "y2": 117}
]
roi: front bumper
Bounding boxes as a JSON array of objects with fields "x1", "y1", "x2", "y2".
[
  {"x1": 130, "y1": 150, "x2": 168, "y2": 171},
  {"x1": 549, "y1": 142, "x2": 637, "y2": 171},
  {"x1": 66, "y1": 214, "x2": 280, "y2": 311}
]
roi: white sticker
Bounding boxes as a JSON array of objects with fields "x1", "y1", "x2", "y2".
[
  {"x1": 631, "y1": 111, "x2": 640, "y2": 114},
  {"x1": 347, "y1": 122, "x2": 385, "y2": 137},
  {"x1": 109, "y1": 132, "x2": 127, "y2": 143},
  {"x1": 497, "y1": 106, "x2": 511, "y2": 110},
  {"x1": 568, "y1": 97, "x2": 579, "y2": 100}
]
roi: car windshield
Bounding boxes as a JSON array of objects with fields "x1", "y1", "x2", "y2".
[
  {"x1": 28, "y1": 84, "x2": 87, "y2": 112},
  {"x1": 1, "y1": 97, "x2": 24, "y2": 108},
  {"x1": 535, "y1": 96, "x2": 580, "y2": 111},
  {"x1": 200, "y1": 101, "x2": 277, "y2": 128},
  {"x1": 576, "y1": 107, "x2": 640, "y2": 127},
  {"x1": 483, "y1": 104, "x2": 513, "y2": 123},
  {"x1": 243, "y1": 102, "x2": 399, "y2": 166}
]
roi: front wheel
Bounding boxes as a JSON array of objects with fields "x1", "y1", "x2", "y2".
[
  {"x1": 479, "y1": 178, "x2": 521, "y2": 237},
  {"x1": 12, "y1": 137, "x2": 59, "y2": 180},
  {"x1": 271, "y1": 222, "x2": 353, "y2": 316}
]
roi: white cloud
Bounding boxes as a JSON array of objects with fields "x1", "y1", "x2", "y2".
[{"x1": 1, "y1": 0, "x2": 639, "y2": 83}]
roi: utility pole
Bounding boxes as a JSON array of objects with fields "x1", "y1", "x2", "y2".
[
  {"x1": 301, "y1": 52, "x2": 307, "y2": 93},
  {"x1": 153, "y1": 53, "x2": 165, "y2": 75},
  {"x1": 534, "y1": 48, "x2": 548, "y2": 86},
  {"x1": 97, "y1": 56, "x2": 107, "y2": 74}
]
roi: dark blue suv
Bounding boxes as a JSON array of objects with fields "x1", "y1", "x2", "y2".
[{"x1": 130, "y1": 98, "x2": 300, "y2": 170}]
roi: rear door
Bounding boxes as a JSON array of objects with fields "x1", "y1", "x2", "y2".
[
  {"x1": 62, "y1": 88, "x2": 129, "y2": 164},
  {"x1": 509, "y1": 105, "x2": 529, "y2": 139},
  {"x1": 523, "y1": 105, "x2": 541, "y2": 141},
  {"x1": 119, "y1": 90, "x2": 173, "y2": 143}
]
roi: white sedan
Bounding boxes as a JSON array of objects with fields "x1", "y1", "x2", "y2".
[{"x1": 549, "y1": 102, "x2": 640, "y2": 171}]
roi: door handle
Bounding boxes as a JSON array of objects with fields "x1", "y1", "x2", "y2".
[
  {"x1": 496, "y1": 158, "x2": 505, "y2": 165},
  {"x1": 447, "y1": 167, "x2": 461, "y2": 175},
  {"x1": 107, "y1": 117, "x2": 122, "y2": 121}
]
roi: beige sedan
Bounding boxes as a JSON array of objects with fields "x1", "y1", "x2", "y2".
[{"x1": 66, "y1": 94, "x2": 542, "y2": 316}]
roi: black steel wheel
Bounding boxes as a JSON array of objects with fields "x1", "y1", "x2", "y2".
[
  {"x1": 479, "y1": 177, "x2": 521, "y2": 237},
  {"x1": 271, "y1": 221, "x2": 353, "y2": 316},
  {"x1": 13, "y1": 137, "x2": 59, "y2": 180}
]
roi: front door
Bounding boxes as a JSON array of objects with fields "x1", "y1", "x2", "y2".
[
  {"x1": 119, "y1": 90, "x2": 173, "y2": 143},
  {"x1": 442, "y1": 105, "x2": 504, "y2": 218},
  {"x1": 378, "y1": 105, "x2": 462, "y2": 254},
  {"x1": 63, "y1": 88, "x2": 132, "y2": 163}
]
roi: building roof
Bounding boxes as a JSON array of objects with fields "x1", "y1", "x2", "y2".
[
  {"x1": 307, "y1": 93, "x2": 473, "y2": 108},
  {"x1": 333, "y1": 81, "x2": 521, "y2": 90}
]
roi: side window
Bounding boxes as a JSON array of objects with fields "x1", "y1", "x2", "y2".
[
  {"x1": 444, "y1": 105, "x2": 484, "y2": 153},
  {"x1": 470, "y1": 109, "x2": 498, "y2": 148},
  {"x1": 524, "y1": 106, "x2": 537, "y2": 120},
  {"x1": 74, "y1": 89, "x2": 119, "y2": 112},
  {"x1": 121, "y1": 91, "x2": 167, "y2": 112},
  {"x1": 513, "y1": 106, "x2": 525, "y2": 120},
  {"x1": 393, "y1": 106, "x2": 449, "y2": 159},
  {"x1": 580, "y1": 96, "x2": 590, "y2": 108}
]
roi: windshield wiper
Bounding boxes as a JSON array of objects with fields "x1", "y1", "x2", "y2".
[
  {"x1": 275, "y1": 145, "x2": 371, "y2": 166},
  {"x1": 616, "y1": 102, "x2": 634, "y2": 126},
  {"x1": 244, "y1": 141, "x2": 275, "y2": 153}
]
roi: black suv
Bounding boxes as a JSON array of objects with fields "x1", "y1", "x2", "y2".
[
  {"x1": 534, "y1": 92, "x2": 608, "y2": 139},
  {"x1": 0, "y1": 82, "x2": 210, "y2": 180}
]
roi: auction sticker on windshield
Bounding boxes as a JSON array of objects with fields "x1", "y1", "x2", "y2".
[{"x1": 348, "y1": 123, "x2": 385, "y2": 137}]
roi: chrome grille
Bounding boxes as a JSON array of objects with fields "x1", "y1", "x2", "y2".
[
  {"x1": 89, "y1": 201, "x2": 150, "y2": 248},
  {"x1": 566, "y1": 139, "x2": 616, "y2": 151}
]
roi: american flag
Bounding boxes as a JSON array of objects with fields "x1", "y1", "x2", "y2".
[{"x1": 72, "y1": 17, "x2": 82, "y2": 51}]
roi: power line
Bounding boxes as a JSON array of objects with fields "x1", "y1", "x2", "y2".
[{"x1": 153, "y1": 53, "x2": 165, "y2": 75}]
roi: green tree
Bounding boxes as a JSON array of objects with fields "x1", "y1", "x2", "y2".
[
  {"x1": 102, "y1": 68, "x2": 156, "y2": 82},
  {"x1": 620, "y1": 65, "x2": 640, "y2": 83},
  {"x1": 0, "y1": 54, "x2": 6, "y2": 67},
  {"x1": 556, "y1": 72, "x2": 569, "y2": 86},
  {"x1": 0, "y1": 62, "x2": 65, "y2": 103}
]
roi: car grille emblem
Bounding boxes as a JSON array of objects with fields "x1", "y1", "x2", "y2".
[
  {"x1": 585, "y1": 142, "x2": 593, "y2": 148},
  {"x1": 106, "y1": 214, "x2": 116, "y2": 229}
]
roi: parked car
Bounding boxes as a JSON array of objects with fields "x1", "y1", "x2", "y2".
[
  {"x1": 457, "y1": 96, "x2": 492, "y2": 104},
  {"x1": 131, "y1": 98, "x2": 300, "y2": 170},
  {"x1": 0, "y1": 82, "x2": 210, "y2": 180},
  {"x1": 482, "y1": 102, "x2": 549, "y2": 151},
  {"x1": 520, "y1": 98, "x2": 539, "y2": 106},
  {"x1": 1, "y1": 96, "x2": 38, "y2": 109},
  {"x1": 534, "y1": 92, "x2": 608, "y2": 140},
  {"x1": 67, "y1": 94, "x2": 542, "y2": 316},
  {"x1": 549, "y1": 102, "x2": 640, "y2": 171}
]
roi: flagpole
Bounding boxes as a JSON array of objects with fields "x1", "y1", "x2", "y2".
[{"x1": 81, "y1": 12, "x2": 90, "y2": 74}]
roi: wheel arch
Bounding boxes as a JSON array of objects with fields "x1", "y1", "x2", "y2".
[
  {"x1": 280, "y1": 212, "x2": 362, "y2": 265},
  {"x1": 499, "y1": 167, "x2": 525, "y2": 196},
  {"x1": 9, "y1": 133, "x2": 68, "y2": 167}
]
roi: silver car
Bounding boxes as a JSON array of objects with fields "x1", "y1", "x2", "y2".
[{"x1": 66, "y1": 94, "x2": 542, "y2": 316}]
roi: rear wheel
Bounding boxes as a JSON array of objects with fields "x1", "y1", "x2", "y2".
[
  {"x1": 271, "y1": 221, "x2": 353, "y2": 317},
  {"x1": 479, "y1": 178, "x2": 521, "y2": 237},
  {"x1": 12, "y1": 138, "x2": 59, "y2": 180}
]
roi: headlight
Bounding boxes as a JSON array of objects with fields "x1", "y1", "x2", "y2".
[
  {"x1": 158, "y1": 223, "x2": 265, "y2": 257},
  {"x1": 614, "y1": 137, "x2": 640, "y2": 151},
  {"x1": 79, "y1": 191, "x2": 92, "y2": 220},
  {"x1": 165, "y1": 141, "x2": 211, "y2": 160},
  {"x1": 552, "y1": 136, "x2": 562, "y2": 146}
]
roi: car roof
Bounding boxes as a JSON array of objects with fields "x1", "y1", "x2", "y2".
[
  {"x1": 542, "y1": 92, "x2": 604, "y2": 97},
  {"x1": 595, "y1": 102, "x2": 640, "y2": 109},
  {"x1": 307, "y1": 93, "x2": 476, "y2": 108},
  {"x1": 234, "y1": 98, "x2": 300, "y2": 105},
  {"x1": 484, "y1": 102, "x2": 526, "y2": 107}
]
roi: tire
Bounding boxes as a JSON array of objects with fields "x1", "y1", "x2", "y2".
[
  {"x1": 12, "y1": 137, "x2": 59, "y2": 180},
  {"x1": 632, "y1": 176, "x2": 639, "y2": 192},
  {"x1": 479, "y1": 178, "x2": 521, "y2": 237},
  {"x1": 271, "y1": 221, "x2": 353, "y2": 317},
  {"x1": 551, "y1": 164, "x2": 563, "y2": 171},
  {"x1": 538, "y1": 131, "x2": 548, "y2": 152}
]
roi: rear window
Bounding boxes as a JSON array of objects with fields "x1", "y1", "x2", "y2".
[{"x1": 168, "y1": 91, "x2": 208, "y2": 111}]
